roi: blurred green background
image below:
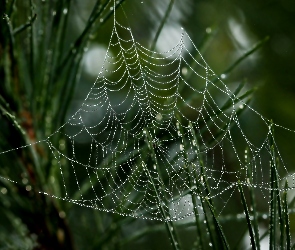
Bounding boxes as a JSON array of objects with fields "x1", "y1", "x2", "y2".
[{"x1": 1, "y1": 0, "x2": 295, "y2": 249}]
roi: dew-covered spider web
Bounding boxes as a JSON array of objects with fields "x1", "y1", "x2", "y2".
[{"x1": 1, "y1": 0, "x2": 295, "y2": 221}]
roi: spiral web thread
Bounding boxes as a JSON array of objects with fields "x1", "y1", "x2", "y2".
[{"x1": 1, "y1": 1, "x2": 295, "y2": 221}]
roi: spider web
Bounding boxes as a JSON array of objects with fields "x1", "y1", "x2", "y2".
[{"x1": 1, "y1": 0, "x2": 295, "y2": 221}]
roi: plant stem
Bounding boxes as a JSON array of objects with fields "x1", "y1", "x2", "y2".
[
  {"x1": 144, "y1": 128, "x2": 181, "y2": 250},
  {"x1": 150, "y1": 0, "x2": 175, "y2": 53}
]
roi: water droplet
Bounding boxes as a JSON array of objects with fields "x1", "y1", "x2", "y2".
[
  {"x1": 156, "y1": 113, "x2": 162, "y2": 121},
  {"x1": 180, "y1": 144, "x2": 184, "y2": 151},
  {"x1": 110, "y1": 7, "x2": 114, "y2": 11},
  {"x1": 153, "y1": 165, "x2": 156, "y2": 170},
  {"x1": 22, "y1": 178, "x2": 28, "y2": 185},
  {"x1": 3, "y1": 14, "x2": 9, "y2": 22},
  {"x1": 59, "y1": 211, "x2": 66, "y2": 218},
  {"x1": 59, "y1": 139, "x2": 65, "y2": 150},
  {"x1": 63, "y1": 8, "x2": 68, "y2": 15},
  {"x1": 50, "y1": 176, "x2": 55, "y2": 183},
  {"x1": 100, "y1": 18, "x2": 103, "y2": 23},
  {"x1": 237, "y1": 213, "x2": 243, "y2": 219},
  {"x1": 220, "y1": 74, "x2": 227, "y2": 79},
  {"x1": 239, "y1": 104, "x2": 244, "y2": 109},
  {"x1": 60, "y1": 157, "x2": 66, "y2": 165},
  {"x1": 181, "y1": 67, "x2": 188, "y2": 75},
  {"x1": 206, "y1": 27, "x2": 212, "y2": 34},
  {"x1": 45, "y1": 116, "x2": 51, "y2": 124},
  {"x1": 52, "y1": 10, "x2": 56, "y2": 16},
  {"x1": 26, "y1": 185, "x2": 32, "y2": 191},
  {"x1": 1, "y1": 187, "x2": 7, "y2": 195}
]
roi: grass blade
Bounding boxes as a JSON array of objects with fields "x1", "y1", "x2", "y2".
[
  {"x1": 177, "y1": 120, "x2": 204, "y2": 249},
  {"x1": 245, "y1": 148, "x2": 260, "y2": 250},
  {"x1": 150, "y1": 0, "x2": 175, "y2": 52},
  {"x1": 274, "y1": 158, "x2": 284, "y2": 249},
  {"x1": 206, "y1": 197, "x2": 230, "y2": 250},
  {"x1": 268, "y1": 122, "x2": 277, "y2": 250},
  {"x1": 144, "y1": 128, "x2": 181, "y2": 250},
  {"x1": 189, "y1": 120, "x2": 224, "y2": 249},
  {"x1": 238, "y1": 181, "x2": 257, "y2": 250},
  {"x1": 283, "y1": 181, "x2": 291, "y2": 249},
  {"x1": 183, "y1": 25, "x2": 218, "y2": 86},
  {"x1": 217, "y1": 36, "x2": 269, "y2": 79},
  {"x1": 13, "y1": 14, "x2": 37, "y2": 36}
]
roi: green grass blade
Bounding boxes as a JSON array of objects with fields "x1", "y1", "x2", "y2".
[
  {"x1": 0, "y1": 97, "x2": 45, "y2": 187},
  {"x1": 220, "y1": 79, "x2": 246, "y2": 110},
  {"x1": 201, "y1": 161, "x2": 229, "y2": 250},
  {"x1": 56, "y1": 0, "x2": 71, "y2": 64},
  {"x1": 189, "y1": 121, "x2": 220, "y2": 249},
  {"x1": 186, "y1": 78, "x2": 254, "y2": 120},
  {"x1": 7, "y1": 0, "x2": 16, "y2": 17},
  {"x1": 56, "y1": 0, "x2": 107, "y2": 72},
  {"x1": 206, "y1": 98, "x2": 252, "y2": 148},
  {"x1": 216, "y1": 36, "x2": 269, "y2": 80},
  {"x1": 238, "y1": 181, "x2": 257, "y2": 250},
  {"x1": 206, "y1": 198, "x2": 230, "y2": 250},
  {"x1": 29, "y1": 0, "x2": 35, "y2": 91},
  {"x1": 183, "y1": 25, "x2": 218, "y2": 82},
  {"x1": 245, "y1": 148, "x2": 260, "y2": 250},
  {"x1": 269, "y1": 162, "x2": 276, "y2": 249},
  {"x1": 13, "y1": 14, "x2": 37, "y2": 36},
  {"x1": 268, "y1": 122, "x2": 277, "y2": 250},
  {"x1": 232, "y1": 226, "x2": 250, "y2": 250},
  {"x1": 150, "y1": 0, "x2": 175, "y2": 52},
  {"x1": 267, "y1": 122, "x2": 286, "y2": 249},
  {"x1": 198, "y1": 191, "x2": 217, "y2": 249},
  {"x1": 284, "y1": 181, "x2": 291, "y2": 249},
  {"x1": 144, "y1": 128, "x2": 181, "y2": 250},
  {"x1": 274, "y1": 158, "x2": 284, "y2": 249},
  {"x1": 181, "y1": 36, "x2": 270, "y2": 108},
  {"x1": 177, "y1": 120, "x2": 204, "y2": 249},
  {"x1": 57, "y1": 0, "x2": 125, "y2": 74}
]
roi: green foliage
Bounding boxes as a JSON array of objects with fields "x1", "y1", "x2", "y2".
[{"x1": 0, "y1": 0, "x2": 293, "y2": 249}]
